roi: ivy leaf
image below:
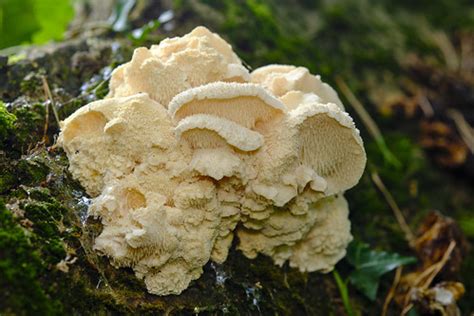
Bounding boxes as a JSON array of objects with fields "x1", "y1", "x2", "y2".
[{"x1": 346, "y1": 241, "x2": 416, "y2": 300}]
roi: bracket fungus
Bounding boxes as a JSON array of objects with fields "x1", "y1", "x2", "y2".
[{"x1": 59, "y1": 26, "x2": 367, "y2": 296}]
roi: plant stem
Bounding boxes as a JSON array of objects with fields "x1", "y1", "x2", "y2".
[{"x1": 333, "y1": 270, "x2": 355, "y2": 316}]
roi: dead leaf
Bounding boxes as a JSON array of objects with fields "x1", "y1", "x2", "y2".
[
  {"x1": 393, "y1": 212, "x2": 469, "y2": 315},
  {"x1": 410, "y1": 282, "x2": 465, "y2": 316},
  {"x1": 420, "y1": 120, "x2": 468, "y2": 167},
  {"x1": 414, "y1": 211, "x2": 469, "y2": 276}
]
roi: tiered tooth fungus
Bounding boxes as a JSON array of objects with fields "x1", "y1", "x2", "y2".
[{"x1": 58, "y1": 26, "x2": 367, "y2": 295}]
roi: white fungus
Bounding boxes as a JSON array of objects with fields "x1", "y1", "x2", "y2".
[{"x1": 59, "y1": 26, "x2": 367, "y2": 296}]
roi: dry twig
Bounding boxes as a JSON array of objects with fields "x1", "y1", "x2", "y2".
[
  {"x1": 447, "y1": 109, "x2": 474, "y2": 155},
  {"x1": 382, "y1": 266, "x2": 403, "y2": 316},
  {"x1": 401, "y1": 241, "x2": 457, "y2": 315},
  {"x1": 335, "y1": 76, "x2": 401, "y2": 167},
  {"x1": 41, "y1": 76, "x2": 61, "y2": 124},
  {"x1": 371, "y1": 171, "x2": 415, "y2": 246},
  {"x1": 421, "y1": 241, "x2": 456, "y2": 289},
  {"x1": 430, "y1": 31, "x2": 459, "y2": 71},
  {"x1": 417, "y1": 94, "x2": 434, "y2": 118}
]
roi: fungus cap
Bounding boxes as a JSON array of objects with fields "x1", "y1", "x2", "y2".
[
  {"x1": 251, "y1": 64, "x2": 344, "y2": 110},
  {"x1": 108, "y1": 26, "x2": 250, "y2": 107},
  {"x1": 288, "y1": 102, "x2": 366, "y2": 194},
  {"x1": 175, "y1": 114, "x2": 264, "y2": 152},
  {"x1": 169, "y1": 82, "x2": 286, "y2": 129}
]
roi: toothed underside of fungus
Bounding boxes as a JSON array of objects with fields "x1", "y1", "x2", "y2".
[{"x1": 59, "y1": 26, "x2": 367, "y2": 296}]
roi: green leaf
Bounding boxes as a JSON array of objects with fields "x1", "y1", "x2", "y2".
[{"x1": 346, "y1": 241, "x2": 416, "y2": 300}]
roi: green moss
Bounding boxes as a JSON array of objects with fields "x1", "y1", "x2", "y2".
[
  {"x1": 0, "y1": 200, "x2": 60, "y2": 315},
  {"x1": 22, "y1": 159, "x2": 49, "y2": 182},
  {"x1": 0, "y1": 150, "x2": 53, "y2": 196},
  {"x1": 21, "y1": 199, "x2": 67, "y2": 262},
  {"x1": 0, "y1": 101, "x2": 16, "y2": 143},
  {"x1": 19, "y1": 72, "x2": 45, "y2": 97},
  {"x1": 7, "y1": 103, "x2": 45, "y2": 154},
  {"x1": 0, "y1": 151, "x2": 86, "y2": 315},
  {"x1": 0, "y1": 172, "x2": 16, "y2": 193}
]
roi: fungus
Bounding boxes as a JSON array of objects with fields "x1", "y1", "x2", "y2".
[
  {"x1": 251, "y1": 64, "x2": 345, "y2": 110},
  {"x1": 288, "y1": 102, "x2": 366, "y2": 194},
  {"x1": 59, "y1": 26, "x2": 366, "y2": 296},
  {"x1": 175, "y1": 114, "x2": 264, "y2": 152},
  {"x1": 107, "y1": 26, "x2": 249, "y2": 107},
  {"x1": 168, "y1": 82, "x2": 286, "y2": 129}
]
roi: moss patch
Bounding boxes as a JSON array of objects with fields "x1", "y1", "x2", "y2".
[{"x1": 0, "y1": 201, "x2": 60, "y2": 314}]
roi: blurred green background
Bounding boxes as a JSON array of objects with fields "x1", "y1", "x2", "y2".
[{"x1": 0, "y1": 0, "x2": 74, "y2": 48}]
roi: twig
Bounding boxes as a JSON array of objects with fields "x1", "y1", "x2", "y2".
[
  {"x1": 411, "y1": 263, "x2": 438, "y2": 288},
  {"x1": 459, "y1": 33, "x2": 474, "y2": 79},
  {"x1": 400, "y1": 265, "x2": 439, "y2": 313},
  {"x1": 447, "y1": 109, "x2": 474, "y2": 155},
  {"x1": 335, "y1": 76, "x2": 401, "y2": 168},
  {"x1": 401, "y1": 302, "x2": 413, "y2": 316},
  {"x1": 382, "y1": 266, "x2": 402, "y2": 316},
  {"x1": 41, "y1": 90, "x2": 50, "y2": 144},
  {"x1": 430, "y1": 31, "x2": 459, "y2": 71},
  {"x1": 421, "y1": 240, "x2": 456, "y2": 288},
  {"x1": 92, "y1": 78, "x2": 109, "y2": 96},
  {"x1": 371, "y1": 171, "x2": 415, "y2": 247},
  {"x1": 417, "y1": 94, "x2": 434, "y2": 118},
  {"x1": 41, "y1": 76, "x2": 61, "y2": 126},
  {"x1": 400, "y1": 264, "x2": 439, "y2": 314}
]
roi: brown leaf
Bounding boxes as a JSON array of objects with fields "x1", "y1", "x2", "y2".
[
  {"x1": 414, "y1": 211, "x2": 469, "y2": 276},
  {"x1": 420, "y1": 121, "x2": 468, "y2": 167},
  {"x1": 410, "y1": 282, "x2": 465, "y2": 316},
  {"x1": 393, "y1": 212, "x2": 469, "y2": 315}
]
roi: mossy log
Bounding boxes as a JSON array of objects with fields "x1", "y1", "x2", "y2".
[
  {"x1": 0, "y1": 35, "x2": 344, "y2": 315},
  {"x1": 1, "y1": 1, "x2": 474, "y2": 314}
]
